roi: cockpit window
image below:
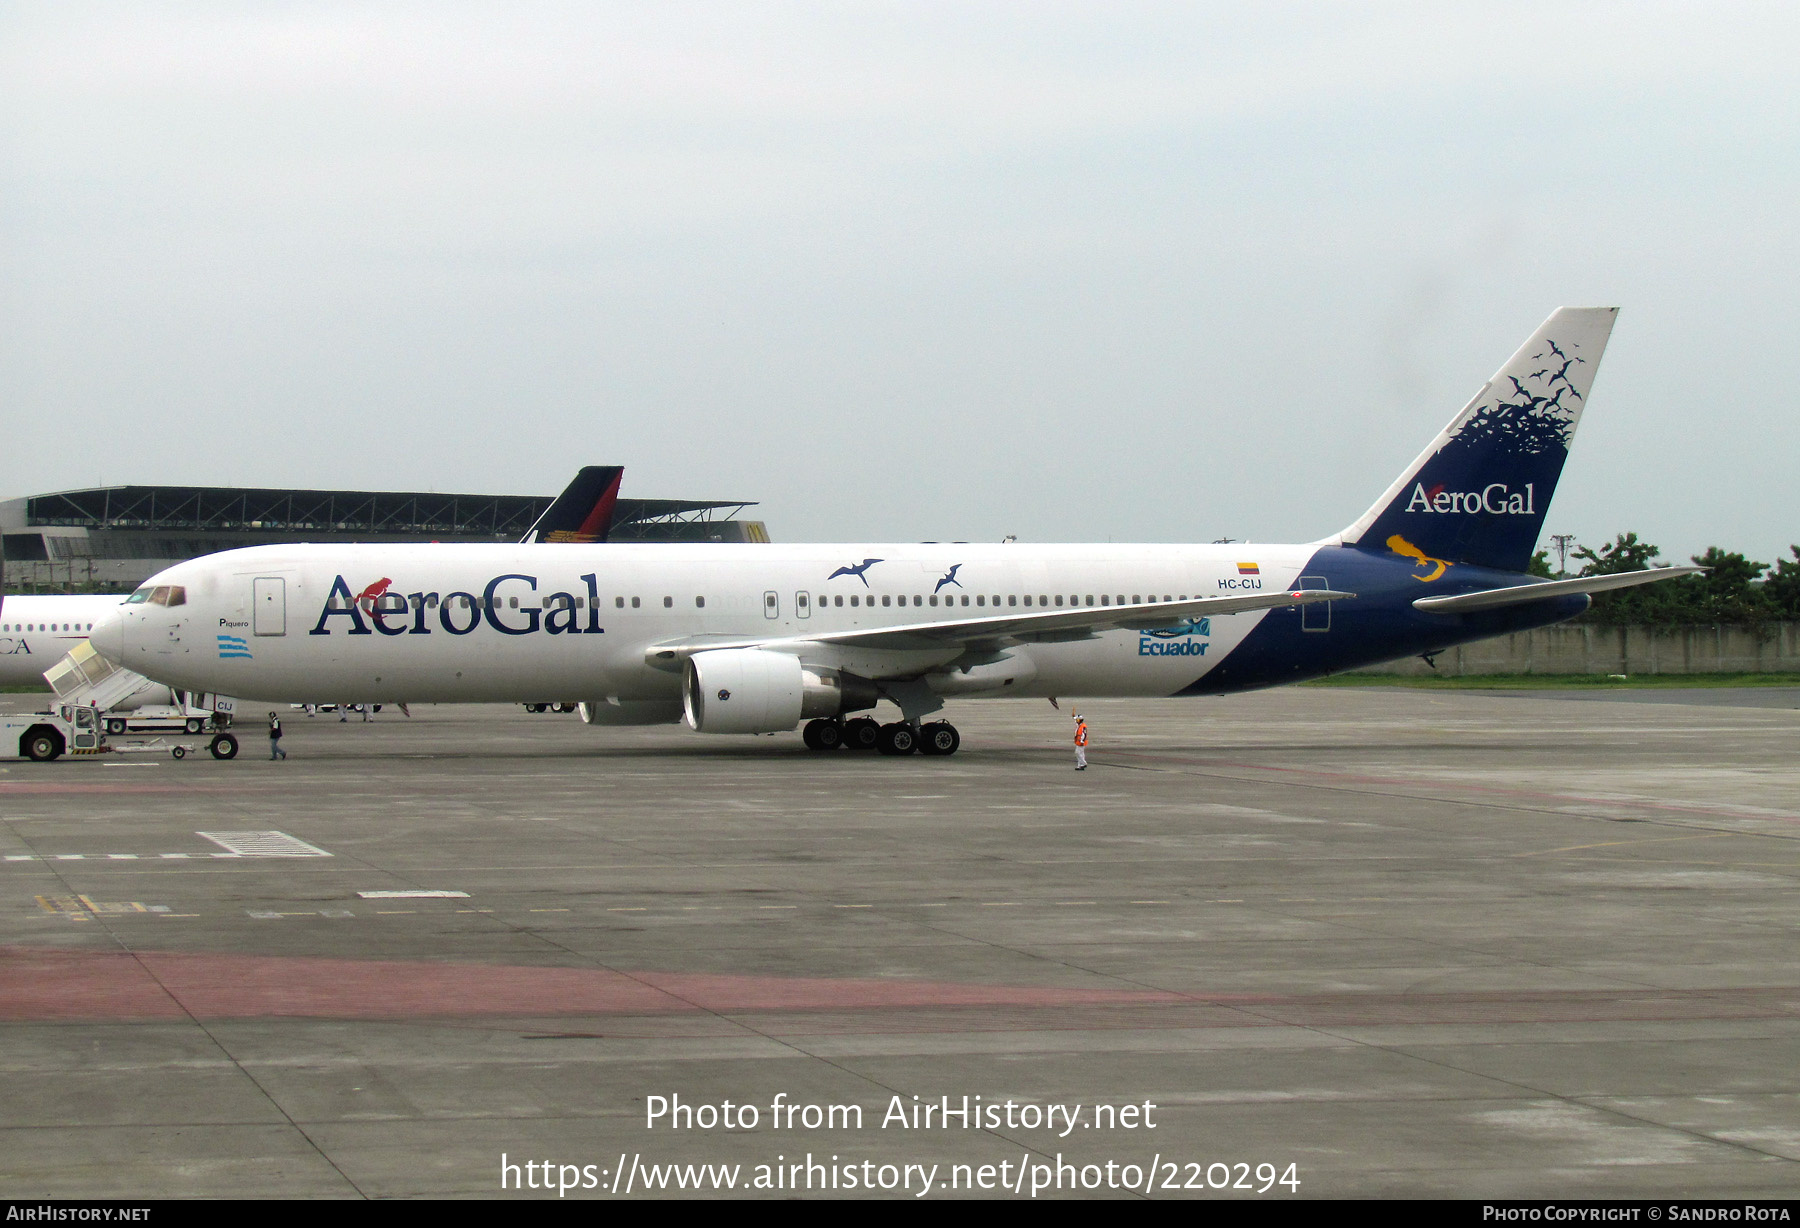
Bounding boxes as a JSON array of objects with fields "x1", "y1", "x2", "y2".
[
  {"x1": 143, "y1": 586, "x2": 186, "y2": 607},
  {"x1": 125, "y1": 587, "x2": 153, "y2": 604}
]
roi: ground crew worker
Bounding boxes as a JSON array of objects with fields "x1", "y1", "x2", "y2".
[
  {"x1": 1073, "y1": 712, "x2": 1088, "y2": 770},
  {"x1": 268, "y1": 712, "x2": 286, "y2": 760}
]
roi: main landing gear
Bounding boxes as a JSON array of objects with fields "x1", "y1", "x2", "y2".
[{"x1": 802, "y1": 717, "x2": 961, "y2": 756}]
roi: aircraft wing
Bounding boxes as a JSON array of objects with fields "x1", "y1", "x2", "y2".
[
  {"x1": 1411, "y1": 566, "x2": 1702, "y2": 614},
  {"x1": 645, "y1": 588, "x2": 1352, "y2": 666}
]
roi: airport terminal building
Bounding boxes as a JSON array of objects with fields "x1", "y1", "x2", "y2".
[{"x1": 0, "y1": 484, "x2": 768, "y2": 591}]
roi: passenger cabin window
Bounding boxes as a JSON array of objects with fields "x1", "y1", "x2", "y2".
[
  {"x1": 616, "y1": 597, "x2": 625, "y2": 608},
  {"x1": 663, "y1": 596, "x2": 673, "y2": 608},
  {"x1": 632, "y1": 597, "x2": 641, "y2": 608},
  {"x1": 695, "y1": 596, "x2": 705, "y2": 608}
]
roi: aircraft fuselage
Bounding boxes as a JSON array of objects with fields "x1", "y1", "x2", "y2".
[{"x1": 90, "y1": 540, "x2": 1582, "y2": 706}]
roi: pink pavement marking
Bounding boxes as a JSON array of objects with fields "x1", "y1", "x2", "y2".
[{"x1": 0, "y1": 947, "x2": 1184, "y2": 1022}]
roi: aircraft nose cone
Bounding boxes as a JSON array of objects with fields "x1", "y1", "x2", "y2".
[{"x1": 88, "y1": 606, "x2": 126, "y2": 664}]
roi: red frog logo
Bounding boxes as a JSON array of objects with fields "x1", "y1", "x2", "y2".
[{"x1": 353, "y1": 578, "x2": 395, "y2": 613}]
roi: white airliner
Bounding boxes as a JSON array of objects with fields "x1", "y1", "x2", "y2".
[
  {"x1": 0, "y1": 595, "x2": 124, "y2": 688},
  {"x1": 86, "y1": 308, "x2": 1694, "y2": 757}
]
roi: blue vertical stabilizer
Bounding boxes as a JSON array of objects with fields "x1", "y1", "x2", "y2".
[{"x1": 1337, "y1": 307, "x2": 1617, "y2": 572}]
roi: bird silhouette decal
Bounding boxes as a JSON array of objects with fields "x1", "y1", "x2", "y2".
[
  {"x1": 827, "y1": 558, "x2": 884, "y2": 587},
  {"x1": 934, "y1": 564, "x2": 964, "y2": 593},
  {"x1": 1451, "y1": 336, "x2": 1583, "y2": 456}
]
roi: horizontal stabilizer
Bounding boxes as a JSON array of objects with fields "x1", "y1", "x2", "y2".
[{"x1": 1411, "y1": 566, "x2": 1702, "y2": 615}]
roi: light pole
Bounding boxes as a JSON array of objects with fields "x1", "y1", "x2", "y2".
[{"x1": 1550, "y1": 533, "x2": 1576, "y2": 578}]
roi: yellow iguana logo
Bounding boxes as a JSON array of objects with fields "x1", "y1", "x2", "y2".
[{"x1": 1387, "y1": 535, "x2": 1452, "y2": 583}]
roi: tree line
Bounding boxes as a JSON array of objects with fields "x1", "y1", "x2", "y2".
[{"x1": 1527, "y1": 534, "x2": 1800, "y2": 627}]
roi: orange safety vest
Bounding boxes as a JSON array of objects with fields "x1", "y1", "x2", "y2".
[{"x1": 1074, "y1": 722, "x2": 1088, "y2": 747}]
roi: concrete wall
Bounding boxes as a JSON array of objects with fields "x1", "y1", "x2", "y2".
[{"x1": 1352, "y1": 622, "x2": 1800, "y2": 676}]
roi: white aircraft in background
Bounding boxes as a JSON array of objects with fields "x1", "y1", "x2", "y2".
[
  {"x1": 0, "y1": 594, "x2": 127, "y2": 688},
  {"x1": 87, "y1": 308, "x2": 1695, "y2": 757}
]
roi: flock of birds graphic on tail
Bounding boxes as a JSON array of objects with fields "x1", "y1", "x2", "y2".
[{"x1": 1450, "y1": 338, "x2": 1586, "y2": 457}]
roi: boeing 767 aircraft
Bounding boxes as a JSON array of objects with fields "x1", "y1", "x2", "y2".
[{"x1": 85, "y1": 308, "x2": 1694, "y2": 757}]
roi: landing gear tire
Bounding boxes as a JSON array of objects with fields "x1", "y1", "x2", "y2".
[
  {"x1": 917, "y1": 721, "x2": 960, "y2": 756},
  {"x1": 209, "y1": 733, "x2": 239, "y2": 761},
  {"x1": 802, "y1": 719, "x2": 843, "y2": 751},
  {"x1": 877, "y1": 722, "x2": 918, "y2": 755},
  {"x1": 841, "y1": 717, "x2": 881, "y2": 751}
]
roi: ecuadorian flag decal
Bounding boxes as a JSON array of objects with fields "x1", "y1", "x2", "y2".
[
  {"x1": 217, "y1": 634, "x2": 252, "y2": 660},
  {"x1": 1236, "y1": 562, "x2": 1260, "y2": 576}
]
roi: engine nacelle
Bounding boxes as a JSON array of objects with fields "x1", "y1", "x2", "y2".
[{"x1": 682, "y1": 650, "x2": 878, "y2": 734}]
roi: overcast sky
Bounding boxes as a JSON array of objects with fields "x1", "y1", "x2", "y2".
[{"x1": 3, "y1": 3, "x2": 1796, "y2": 565}]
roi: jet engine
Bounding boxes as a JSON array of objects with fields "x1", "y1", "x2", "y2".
[{"x1": 682, "y1": 649, "x2": 877, "y2": 734}]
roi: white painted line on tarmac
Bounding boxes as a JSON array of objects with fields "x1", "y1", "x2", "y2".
[
  {"x1": 357, "y1": 890, "x2": 469, "y2": 899},
  {"x1": 199, "y1": 831, "x2": 331, "y2": 857}
]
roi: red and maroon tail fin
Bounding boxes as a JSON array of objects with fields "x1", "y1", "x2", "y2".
[{"x1": 521, "y1": 466, "x2": 624, "y2": 544}]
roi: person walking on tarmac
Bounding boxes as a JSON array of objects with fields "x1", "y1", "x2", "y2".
[
  {"x1": 1073, "y1": 712, "x2": 1089, "y2": 770},
  {"x1": 268, "y1": 712, "x2": 286, "y2": 760}
]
